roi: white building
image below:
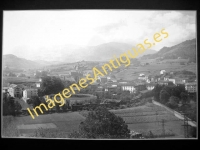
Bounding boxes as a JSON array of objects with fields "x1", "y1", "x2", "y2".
[
  {"x1": 8, "y1": 84, "x2": 24, "y2": 98},
  {"x1": 160, "y1": 70, "x2": 166, "y2": 75},
  {"x1": 23, "y1": 89, "x2": 38, "y2": 99},
  {"x1": 120, "y1": 83, "x2": 136, "y2": 93}
]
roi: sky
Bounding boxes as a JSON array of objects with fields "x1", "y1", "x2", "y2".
[{"x1": 3, "y1": 10, "x2": 196, "y2": 61}]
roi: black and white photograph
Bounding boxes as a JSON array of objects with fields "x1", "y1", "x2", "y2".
[{"x1": 2, "y1": 10, "x2": 197, "y2": 139}]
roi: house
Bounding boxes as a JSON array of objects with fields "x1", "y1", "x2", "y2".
[
  {"x1": 138, "y1": 73, "x2": 147, "y2": 80},
  {"x1": 59, "y1": 73, "x2": 71, "y2": 80},
  {"x1": 168, "y1": 78, "x2": 186, "y2": 85},
  {"x1": 158, "y1": 80, "x2": 173, "y2": 86},
  {"x1": 2, "y1": 87, "x2": 9, "y2": 93},
  {"x1": 8, "y1": 84, "x2": 24, "y2": 98},
  {"x1": 23, "y1": 89, "x2": 38, "y2": 100},
  {"x1": 119, "y1": 83, "x2": 136, "y2": 93},
  {"x1": 164, "y1": 76, "x2": 170, "y2": 81},
  {"x1": 185, "y1": 82, "x2": 196, "y2": 93},
  {"x1": 168, "y1": 78, "x2": 175, "y2": 84},
  {"x1": 146, "y1": 82, "x2": 156, "y2": 90},
  {"x1": 160, "y1": 70, "x2": 166, "y2": 75},
  {"x1": 117, "y1": 79, "x2": 129, "y2": 84}
]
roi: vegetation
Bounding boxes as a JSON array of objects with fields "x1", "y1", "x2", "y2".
[
  {"x1": 3, "y1": 93, "x2": 22, "y2": 116},
  {"x1": 152, "y1": 84, "x2": 197, "y2": 122},
  {"x1": 2, "y1": 116, "x2": 20, "y2": 137},
  {"x1": 39, "y1": 76, "x2": 64, "y2": 96},
  {"x1": 69, "y1": 106, "x2": 130, "y2": 139}
]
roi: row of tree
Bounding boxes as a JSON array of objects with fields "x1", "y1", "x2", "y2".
[{"x1": 153, "y1": 84, "x2": 188, "y2": 107}]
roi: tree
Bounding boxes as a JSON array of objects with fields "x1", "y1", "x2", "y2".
[
  {"x1": 167, "y1": 96, "x2": 179, "y2": 109},
  {"x1": 31, "y1": 96, "x2": 41, "y2": 107},
  {"x1": 40, "y1": 76, "x2": 64, "y2": 96},
  {"x1": 180, "y1": 92, "x2": 188, "y2": 104},
  {"x1": 171, "y1": 86, "x2": 181, "y2": 98},
  {"x1": 3, "y1": 95, "x2": 16, "y2": 116},
  {"x1": 152, "y1": 84, "x2": 163, "y2": 102},
  {"x1": 15, "y1": 101, "x2": 22, "y2": 116},
  {"x1": 69, "y1": 106, "x2": 130, "y2": 139},
  {"x1": 160, "y1": 90, "x2": 170, "y2": 104}
]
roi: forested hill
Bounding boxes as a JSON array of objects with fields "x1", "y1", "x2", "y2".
[{"x1": 141, "y1": 39, "x2": 196, "y2": 62}]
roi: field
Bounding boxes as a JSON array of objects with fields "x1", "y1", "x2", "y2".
[
  {"x1": 3, "y1": 112, "x2": 85, "y2": 138},
  {"x1": 3, "y1": 101, "x2": 188, "y2": 138},
  {"x1": 114, "y1": 59, "x2": 196, "y2": 81},
  {"x1": 110, "y1": 103, "x2": 185, "y2": 138}
]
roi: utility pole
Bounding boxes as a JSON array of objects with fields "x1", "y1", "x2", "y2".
[
  {"x1": 161, "y1": 119, "x2": 165, "y2": 138},
  {"x1": 182, "y1": 112, "x2": 190, "y2": 138},
  {"x1": 155, "y1": 110, "x2": 158, "y2": 125}
]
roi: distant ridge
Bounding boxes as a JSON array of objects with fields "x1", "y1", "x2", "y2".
[
  {"x1": 140, "y1": 38, "x2": 196, "y2": 62},
  {"x1": 3, "y1": 54, "x2": 44, "y2": 69}
]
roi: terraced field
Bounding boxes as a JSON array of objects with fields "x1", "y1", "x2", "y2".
[{"x1": 110, "y1": 103, "x2": 185, "y2": 138}]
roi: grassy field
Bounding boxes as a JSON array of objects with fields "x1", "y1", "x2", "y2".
[
  {"x1": 2, "y1": 101, "x2": 189, "y2": 138},
  {"x1": 110, "y1": 103, "x2": 185, "y2": 138},
  {"x1": 3, "y1": 112, "x2": 85, "y2": 138},
  {"x1": 114, "y1": 60, "x2": 196, "y2": 81}
]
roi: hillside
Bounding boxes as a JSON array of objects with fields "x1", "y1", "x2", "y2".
[
  {"x1": 140, "y1": 39, "x2": 196, "y2": 62},
  {"x1": 3, "y1": 54, "x2": 44, "y2": 69}
]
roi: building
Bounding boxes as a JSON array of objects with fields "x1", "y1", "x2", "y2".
[
  {"x1": 157, "y1": 80, "x2": 173, "y2": 86},
  {"x1": 185, "y1": 82, "x2": 196, "y2": 93},
  {"x1": 23, "y1": 89, "x2": 38, "y2": 99},
  {"x1": 160, "y1": 70, "x2": 166, "y2": 75},
  {"x1": 2, "y1": 87, "x2": 9, "y2": 93},
  {"x1": 8, "y1": 84, "x2": 24, "y2": 98},
  {"x1": 117, "y1": 79, "x2": 129, "y2": 84},
  {"x1": 168, "y1": 78, "x2": 175, "y2": 84},
  {"x1": 146, "y1": 83, "x2": 156, "y2": 90},
  {"x1": 119, "y1": 83, "x2": 136, "y2": 93},
  {"x1": 59, "y1": 73, "x2": 71, "y2": 80},
  {"x1": 138, "y1": 74, "x2": 147, "y2": 80},
  {"x1": 168, "y1": 78, "x2": 186, "y2": 85}
]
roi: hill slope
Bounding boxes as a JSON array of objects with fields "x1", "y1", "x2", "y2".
[
  {"x1": 140, "y1": 39, "x2": 196, "y2": 62},
  {"x1": 3, "y1": 54, "x2": 44, "y2": 69}
]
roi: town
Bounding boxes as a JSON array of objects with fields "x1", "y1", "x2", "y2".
[
  {"x1": 2, "y1": 10, "x2": 197, "y2": 139},
  {"x1": 2, "y1": 53, "x2": 197, "y2": 138}
]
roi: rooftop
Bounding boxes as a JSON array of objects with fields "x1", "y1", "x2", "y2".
[{"x1": 185, "y1": 82, "x2": 196, "y2": 86}]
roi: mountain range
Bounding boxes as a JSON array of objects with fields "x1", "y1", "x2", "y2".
[{"x1": 2, "y1": 39, "x2": 196, "y2": 70}]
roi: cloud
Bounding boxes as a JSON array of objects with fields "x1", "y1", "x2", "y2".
[{"x1": 96, "y1": 20, "x2": 127, "y2": 34}]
